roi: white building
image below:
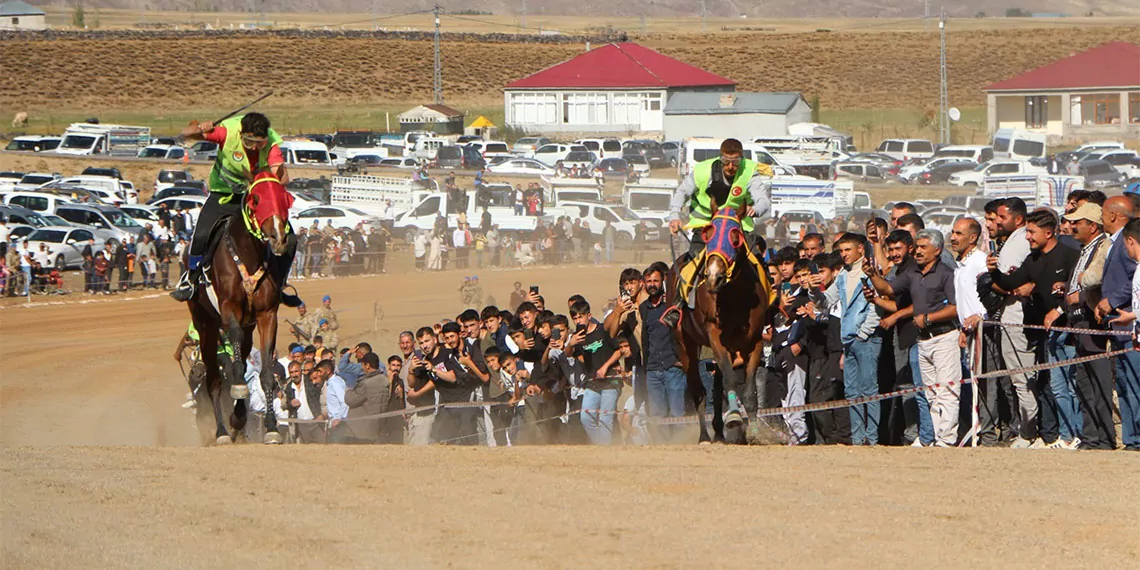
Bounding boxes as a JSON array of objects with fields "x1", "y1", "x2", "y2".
[
  {"x1": 0, "y1": 0, "x2": 47, "y2": 31},
  {"x1": 663, "y1": 92, "x2": 812, "y2": 141},
  {"x1": 504, "y1": 42, "x2": 735, "y2": 134}
]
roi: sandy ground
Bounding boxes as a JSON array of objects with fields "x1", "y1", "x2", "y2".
[
  {"x1": 3, "y1": 255, "x2": 1138, "y2": 567},
  {"x1": 2, "y1": 446, "x2": 1137, "y2": 568}
]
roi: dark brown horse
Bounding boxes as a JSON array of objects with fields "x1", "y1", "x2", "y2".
[
  {"x1": 189, "y1": 172, "x2": 294, "y2": 445},
  {"x1": 668, "y1": 198, "x2": 772, "y2": 444}
]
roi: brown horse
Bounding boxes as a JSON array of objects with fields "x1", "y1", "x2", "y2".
[
  {"x1": 668, "y1": 198, "x2": 772, "y2": 444},
  {"x1": 188, "y1": 172, "x2": 294, "y2": 445}
]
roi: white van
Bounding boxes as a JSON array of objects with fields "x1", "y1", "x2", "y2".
[
  {"x1": 678, "y1": 138, "x2": 781, "y2": 176},
  {"x1": 574, "y1": 138, "x2": 624, "y2": 160},
  {"x1": 3, "y1": 191, "x2": 75, "y2": 214},
  {"x1": 875, "y1": 139, "x2": 936, "y2": 161},
  {"x1": 412, "y1": 138, "x2": 450, "y2": 161},
  {"x1": 280, "y1": 141, "x2": 333, "y2": 166},
  {"x1": 934, "y1": 145, "x2": 994, "y2": 164},
  {"x1": 991, "y1": 128, "x2": 1047, "y2": 161}
]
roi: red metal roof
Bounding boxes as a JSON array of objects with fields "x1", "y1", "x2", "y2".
[
  {"x1": 986, "y1": 41, "x2": 1140, "y2": 91},
  {"x1": 506, "y1": 42, "x2": 735, "y2": 90}
]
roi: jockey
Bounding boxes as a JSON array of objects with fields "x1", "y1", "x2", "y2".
[
  {"x1": 661, "y1": 138, "x2": 773, "y2": 326},
  {"x1": 170, "y1": 112, "x2": 301, "y2": 307}
]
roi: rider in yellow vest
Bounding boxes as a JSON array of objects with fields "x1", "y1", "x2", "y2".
[
  {"x1": 661, "y1": 138, "x2": 773, "y2": 326},
  {"x1": 170, "y1": 113, "x2": 301, "y2": 307}
]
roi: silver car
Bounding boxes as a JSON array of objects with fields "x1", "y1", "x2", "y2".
[{"x1": 26, "y1": 226, "x2": 104, "y2": 269}]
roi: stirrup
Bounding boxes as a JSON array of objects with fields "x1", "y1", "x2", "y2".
[
  {"x1": 280, "y1": 284, "x2": 302, "y2": 308},
  {"x1": 659, "y1": 305, "x2": 682, "y2": 328},
  {"x1": 169, "y1": 273, "x2": 195, "y2": 302}
]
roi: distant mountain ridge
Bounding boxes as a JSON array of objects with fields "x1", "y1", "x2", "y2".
[{"x1": 23, "y1": 0, "x2": 1139, "y2": 19}]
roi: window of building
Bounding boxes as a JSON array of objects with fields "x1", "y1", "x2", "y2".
[
  {"x1": 1073, "y1": 94, "x2": 1121, "y2": 125},
  {"x1": 1024, "y1": 96, "x2": 1047, "y2": 128},
  {"x1": 13, "y1": 17, "x2": 19, "y2": 25},
  {"x1": 562, "y1": 93, "x2": 608, "y2": 125},
  {"x1": 1130, "y1": 93, "x2": 1140, "y2": 125},
  {"x1": 510, "y1": 93, "x2": 557, "y2": 125}
]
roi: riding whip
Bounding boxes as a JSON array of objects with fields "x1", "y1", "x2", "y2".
[{"x1": 213, "y1": 91, "x2": 275, "y2": 124}]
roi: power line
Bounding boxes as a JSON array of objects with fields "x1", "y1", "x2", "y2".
[{"x1": 433, "y1": 4, "x2": 443, "y2": 104}]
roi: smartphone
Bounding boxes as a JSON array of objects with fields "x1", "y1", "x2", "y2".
[
  {"x1": 809, "y1": 262, "x2": 820, "y2": 275},
  {"x1": 552, "y1": 328, "x2": 564, "y2": 341},
  {"x1": 780, "y1": 282, "x2": 792, "y2": 296},
  {"x1": 861, "y1": 276, "x2": 873, "y2": 292},
  {"x1": 529, "y1": 285, "x2": 540, "y2": 295},
  {"x1": 988, "y1": 239, "x2": 997, "y2": 253}
]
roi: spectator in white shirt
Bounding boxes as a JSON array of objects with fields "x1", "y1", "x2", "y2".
[
  {"x1": 320, "y1": 359, "x2": 350, "y2": 443},
  {"x1": 950, "y1": 217, "x2": 1001, "y2": 444}
]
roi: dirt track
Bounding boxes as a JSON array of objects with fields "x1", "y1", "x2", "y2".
[
  {"x1": 3, "y1": 446, "x2": 1138, "y2": 568},
  {"x1": 2, "y1": 262, "x2": 1138, "y2": 567}
]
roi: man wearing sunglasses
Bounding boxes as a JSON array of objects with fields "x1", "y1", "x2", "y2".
[
  {"x1": 662, "y1": 138, "x2": 773, "y2": 326},
  {"x1": 170, "y1": 112, "x2": 300, "y2": 306}
]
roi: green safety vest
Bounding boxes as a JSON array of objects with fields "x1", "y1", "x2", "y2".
[
  {"x1": 187, "y1": 322, "x2": 235, "y2": 357},
  {"x1": 690, "y1": 158, "x2": 758, "y2": 233},
  {"x1": 208, "y1": 116, "x2": 283, "y2": 196}
]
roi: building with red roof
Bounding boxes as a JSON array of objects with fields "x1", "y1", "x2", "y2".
[
  {"x1": 984, "y1": 42, "x2": 1139, "y2": 141},
  {"x1": 504, "y1": 42, "x2": 735, "y2": 134}
]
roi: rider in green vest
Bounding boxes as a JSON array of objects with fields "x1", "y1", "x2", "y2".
[
  {"x1": 170, "y1": 113, "x2": 301, "y2": 307},
  {"x1": 661, "y1": 138, "x2": 773, "y2": 327}
]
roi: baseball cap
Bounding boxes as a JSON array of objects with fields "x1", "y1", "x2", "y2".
[
  {"x1": 1062, "y1": 202, "x2": 1102, "y2": 225},
  {"x1": 322, "y1": 295, "x2": 331, "y2": 302},
  {"x1": 319, "y1": 318, "x2": 329, "y2": 326},
  {"x1": 290, "y1": 346, "x2": 304, "y2": 355}
]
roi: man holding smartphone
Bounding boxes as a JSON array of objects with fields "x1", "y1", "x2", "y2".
[{"x1": 566, "y1": 300, "x2": 624, "y2": 445}]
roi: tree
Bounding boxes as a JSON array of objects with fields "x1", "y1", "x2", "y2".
[
  {"x1": 810, "y1": 95, "x2": 821, "y2": 123},
  {"x1": 1005, "y1": 7, "x2": 1030, "y2": 17},
  {"x1": 72, "y1": 3, "x2": 85, "y2": 28}
]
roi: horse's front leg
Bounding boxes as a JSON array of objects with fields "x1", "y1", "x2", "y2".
[
  {"x1": 196, "y1": 323, "x2": 230, "y2": 444},
  {"x1": 711, "y1": 366, "x2": 725, "y2": 443},
  {"x1": 258, "y1": 309, "x2": 282, "y2": 444}
]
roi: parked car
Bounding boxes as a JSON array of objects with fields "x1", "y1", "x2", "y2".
[
  {"x1": 625, "y1": 155, "x2": 651, "y2": 175},
  {"x1": 54, "y1": 203, "x2": 145, "y2": 243},
  {"x1": 0, "y1": 171, "x2": 24, "y2": 191},
  {"x1": 0, "y1": 204, "x2": 51, "y2": 228},
  {"x1": 487, "y1": 158, "x2": 556, "y2": 176},
  {"x1": 3, "y1": 191, "x2": 75, "y2": 214},
  {"x1": 512, "y1": 137, "x2": 551, "y2": 157},
  {"x1": 876, "y1": 138, "x2": 936, "y2": 161},
  {"x1": 81, "y1": 166, "x2": 123, "y2": 180},
  {"x1": 461, "y1": 145, "x2": 487, "y2": 170},
  {"x1": 899, "y1": 157, "x2": 976, "y2": 183},
  {"x1": 574, "y1": 138, "x2": 623, "y2": 160},
  {"x1": 379, "y1": 157, "x2": 419, "y2": 169},
  {"x1": 148, "y1": 184, "x2": 208, "y2": 204},
  {"x1": 137, "y1": 145, "x2": 187, "y2": 160},
  {"x1": 1079, "y1": 159, "x2": 1127, "y2": 190},
  {"x1": 293, "y1": 205, "x2": 382, "y2": 229},
  {"x1": 778, "y1": 210, "x2": 827, "y2": 236},
  {"x1": 561, "y1": 151, "x2": 597, "y2": 171},
  {"x1": 154, "y1": 169, "x2": 194, "y2": 194},
  {"x1": 434, "y1": 146, "x2": 464, "y2": 169},
  {"x1": 948, "y1": 160, "x2": 1046, "y2": 187},
  {"x1": 916, "y1": 161, "x2": 978, "y2": 185},
  {"x1": 532, "y1": 144, "x2": 576, "y2": 166},
  {"x1": 119, "y1": 204, "x2": 161, "y2": 224},
  {"x1": 595, "y1": 158, "x2": 631, "y2": 179},
  {"x1": 149, "y1": 196, "x2": 207, "y2": 224},
  {"x1": 622, "y1": 140, "x2": 669, "y2": 168},
  {"x1": 660, "y1": 141, "x2": 681, "y2": 167},
  {"x1": 466, "y1": 141, "x2": 512, "y2": 160},
  {"x1": 933, "y1": 145, "x2": 994, "y2": 164},
  {"x1": 830, "y1": 161, "x2": 898, "y2": 183},
  {"x1": 188, "y1": 140, "x2": 219, "y2": 161},
  {"x1": 5, "y1": 136, "x2": 61, "y2": 152},
  {"x1": 14, "y1": 172, "x2": 61, "y2": 191},
  {"x1": 6, "y1": 224, "x2": 37, "y2": 242},
  {"x1": 348, "y1": 154, "x2": 385, "y2": 167},
  {"x1": 26, "y1": 226, "x2": 105, "y2": 269}
]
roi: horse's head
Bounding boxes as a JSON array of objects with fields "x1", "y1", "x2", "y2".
[
  {"x1": 246, "y1": 172, "x2": 294, "y2": 256},
  {"x1": 700, "y1": 197, "x2": 746, "y2": 293}
]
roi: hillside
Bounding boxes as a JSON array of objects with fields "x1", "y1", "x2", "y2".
[
  {"x1": 24, "y1": 0, "x2": 1140, "y2": 18},
  {"x1": 2, "y1": 26, "x2": 1138, "y2": 115}
]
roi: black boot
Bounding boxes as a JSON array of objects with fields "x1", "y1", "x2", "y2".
[
  {"x1": 273, "y1": 234, "x2": 302, "y2": 308},
  {"x1": 169, "y1": 255, "x2": 202, "y2": 302}
]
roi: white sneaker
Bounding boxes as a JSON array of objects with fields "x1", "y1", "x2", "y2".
[
  {"x1": 1064, "y1": 437, "x2": 1082, "y2": 450},
  {"x1": 910, "y1": 438, "x2": 926, "y2": 447},
  {"x1": 1028, "y1": 437, "x2": 1048, "y2": 449},
  {"x1": 1045, "y1": 439, "x2": 1068, "y2": 449},
  {"x1": 1010, "y1": 436, "x2": 1034, "y2": 449}
]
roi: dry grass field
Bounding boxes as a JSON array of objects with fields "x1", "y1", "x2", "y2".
[{"x1": 2, "y1": 24, "x2": 1138, "y2": 128}]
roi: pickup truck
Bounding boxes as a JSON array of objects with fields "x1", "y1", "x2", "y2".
[
  {"x1": 982, "y1": 175, "x2": 1083, "y2": 210},
  {"x1": 330, "y1": 174, "x2": 440, "y2": 217},
  {"x1": 948, "y1": 161, "x2": 1047, "y2": 187},
  {"x1": 556, "y1": 200, "x2": 663, "y2": 245},
  {"x1": 622, "y1": 178, "x2": 678, "y2": 224}
]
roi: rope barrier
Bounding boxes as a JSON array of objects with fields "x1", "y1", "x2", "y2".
[{"x1": 981, "y1": 320, "x2": 1130, "y2": 337}]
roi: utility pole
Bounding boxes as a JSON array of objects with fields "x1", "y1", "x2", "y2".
[
  {"x1": 521, "y1": 0, "x2": 527, "y2": 30},
  {"x1": 924, "y1": 0, "x2": 930, "y2": 31},
  {"x1": 371, "y1": 0, "x2": 377, "y2": 30},
  {"x1": 938, "y1": 8, "x2": 950, "y2": 145},
  {"x1": 433, "y1": 5, "x2": 443, "y2": 104},
  {"x1": 641, "y1": 4, "x2": 646, "y2": 34},
  {"x1": 699, "y1": 0, "x2": 706, "y2": 33}
]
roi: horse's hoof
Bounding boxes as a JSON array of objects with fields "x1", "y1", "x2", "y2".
[
  {"x1": 263, "y1": 432, "x2": 283, "y2": 445},
  {"x1": 230, "y1": 385, "x2": 249, "y2": 400},
  {"x1": 215, "y1": 435, "x2": 233, "y2": 445},
  {"x1": 724, "y1": 411, "x2": 743, "y2": 427}
]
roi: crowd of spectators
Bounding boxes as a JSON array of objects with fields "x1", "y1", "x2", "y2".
[{"x1": 214, "y1": 190, "x2": 1140, "y2": 450}]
